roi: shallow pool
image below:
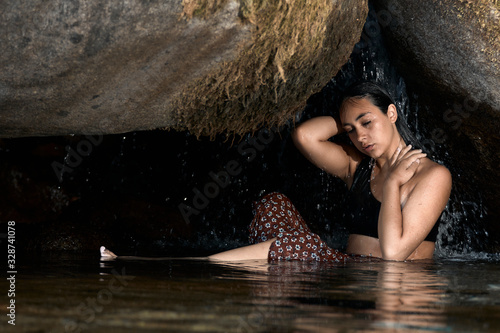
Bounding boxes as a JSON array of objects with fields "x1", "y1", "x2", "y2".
[{"x1": 3, "y1": 254, "x2": 500, "y2": 332}]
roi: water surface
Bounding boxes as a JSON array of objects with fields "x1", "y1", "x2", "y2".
[{"x1": 3, "y1": 254, "x2": 500, "y2": 332}]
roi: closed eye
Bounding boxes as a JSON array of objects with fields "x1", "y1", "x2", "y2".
[{"x1": 344, "y1": 120, "x2": 371, "y2": 134}]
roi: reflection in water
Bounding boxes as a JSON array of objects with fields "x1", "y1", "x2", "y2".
[
  {"x1": 370, "y1": 262, "x2": 448, "y2": 331},
  {"x1": 250, "y1": 260, "x2": 450, "y2": 332},
  {"x1": 5, "y1": 256, "x2": 500, "y2": 332}
]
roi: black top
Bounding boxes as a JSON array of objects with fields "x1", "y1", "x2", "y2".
[{"x1": 346, "y1": 157, "x2": 439, "y2": 242}]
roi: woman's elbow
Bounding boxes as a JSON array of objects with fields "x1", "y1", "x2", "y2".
[
  {"x1": 291, "y1": 126, "x2": 304, "y2": 147},
  {"x1": 292, "y1": 125, "x2": 314, "y2": 147},
  {"x1": 380, "y1": 247, "x2": 409, "y2": 261},
  {"x1": 291, "y1": 125, "x2": 303, "y2": 141}
]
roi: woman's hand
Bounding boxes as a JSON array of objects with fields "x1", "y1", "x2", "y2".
[{"x1": 383, "y1": 144, "x2": 427, "y2": 187}]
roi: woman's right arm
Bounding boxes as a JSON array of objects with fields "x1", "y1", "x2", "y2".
[{"x1": 292, "y1": 116, "x2": 359, "y2": 182}]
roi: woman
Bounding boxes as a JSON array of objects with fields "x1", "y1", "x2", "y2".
[{"x1": 102, "y1": 82, "x2": 452, "y2": 262}]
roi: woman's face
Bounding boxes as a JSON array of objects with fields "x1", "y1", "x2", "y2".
[{"x1": 340, "y1": 97, "x2": 398, "y2": 159}]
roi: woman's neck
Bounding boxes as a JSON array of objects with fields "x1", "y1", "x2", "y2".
[{"x1": 375, "y1": 135, "x2": 405, "y2": 169}]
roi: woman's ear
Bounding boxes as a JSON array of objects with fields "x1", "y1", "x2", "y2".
[{"x1": 387, "y1": 104, "x2": 398, "y2": 123}]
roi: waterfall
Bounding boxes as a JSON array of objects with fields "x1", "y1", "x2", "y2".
[{"x1": 1, "y1": 4, "x2": 493, "y2": 258}]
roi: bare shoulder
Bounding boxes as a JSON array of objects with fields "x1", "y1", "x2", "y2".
[
  {"x1": 417, "y1": 158, "x2": 452, "y2": 187},
  {"x1": 409, "y1": 158, "x2": 452, "y2": 203},
  {"x1": 401, "y1": 158, "x2": 452, "y2": 216}
]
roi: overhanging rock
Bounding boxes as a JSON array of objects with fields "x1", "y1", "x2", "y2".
[{"x1": 0, "y1": 0, "x2": 369, "y2": 138}]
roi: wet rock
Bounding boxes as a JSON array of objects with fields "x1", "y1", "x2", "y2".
[
  {"x1": 0, "y1": 134, "x2": 196, "y2": 254},
  {"x1": 87, "y1": 197, "x2": 195, "y2": 254},
  {"x1": 33, "y1": 220, "x2": 103, "y2": 253},
  {"x1": 373, "y1": 0, "x2": 500, "y2": 236},
  {"x1": 0, "y1": 139, "x2": 70, "y2": 224},
  {"x1": 375, "y1": 0, "x2": 500, "y2": 109},
  {"x1": 0, "y1": 0, "x2": 368, "y2": 138},
  {"x1": 21, "y1": 195, "x2": 194, "y2": 254}
]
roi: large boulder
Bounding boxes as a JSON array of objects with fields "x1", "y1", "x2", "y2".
[
  {"x1": 373, "y1": 0, "x2": 500, "y2": 236},
  {"x1": 0, "y1": 0, "x2": 368, "y2": 138}
]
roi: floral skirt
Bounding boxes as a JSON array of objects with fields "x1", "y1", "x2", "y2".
[{"x1": 248, "y1": 192, "x2": 347, "y2": 263}]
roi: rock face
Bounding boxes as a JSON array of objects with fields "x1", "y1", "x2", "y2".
[
  {"x1": 0, "y1": 0, "x2": 369, "y2": 138},
  {"x1": 373, "y1": 0, "x2": 500, "y2": 232},
  {"x1": 375, "y1": 0, "x2": 500, "y2": 109}
]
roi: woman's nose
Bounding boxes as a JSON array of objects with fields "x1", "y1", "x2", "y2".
[{"x1": 356, "y1": 129, "x2": 367, "y2": 142}]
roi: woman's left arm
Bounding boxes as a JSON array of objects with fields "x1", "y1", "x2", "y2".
[{"x1": 378, "y1": 147, "x2": 452, "y2": 261}]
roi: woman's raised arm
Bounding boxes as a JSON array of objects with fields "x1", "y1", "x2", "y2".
[{"x1": 292, "y1": 116, "x2": 359, "y2": 182}]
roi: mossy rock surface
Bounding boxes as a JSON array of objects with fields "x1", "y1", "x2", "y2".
[
  {"x1": 173, "y1": 0, "x2": 370, "y2": 137},
  {"x1": 0, "y1": 0, "x2": 368, "y2": 138}
]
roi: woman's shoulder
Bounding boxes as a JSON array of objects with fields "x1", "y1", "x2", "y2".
[
  {"x1": 418, "y1": 158, "x2": 451, "y2": 180},
  {"x1": 401, "y1": 157, "x2": 452, "y2": 211},
  {"x1": 413, "y1": 158, "x2": 452, "y2": 193}
]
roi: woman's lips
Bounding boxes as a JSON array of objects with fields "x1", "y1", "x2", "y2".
[{"x1": 362, "y1": 144, "x2": 374, "y2": 152}]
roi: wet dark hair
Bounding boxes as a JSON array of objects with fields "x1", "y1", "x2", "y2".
[
  {"x1": 340, "y1": 82, "x2": 423, "y2": 151},
  {"x1": 340, "y1": 81, "x2": 395, "y2": 115}
]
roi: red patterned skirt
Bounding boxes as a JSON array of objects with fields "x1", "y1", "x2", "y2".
[{"x1": 248, "y1": 192, "x2": 348, "y2": 263}]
